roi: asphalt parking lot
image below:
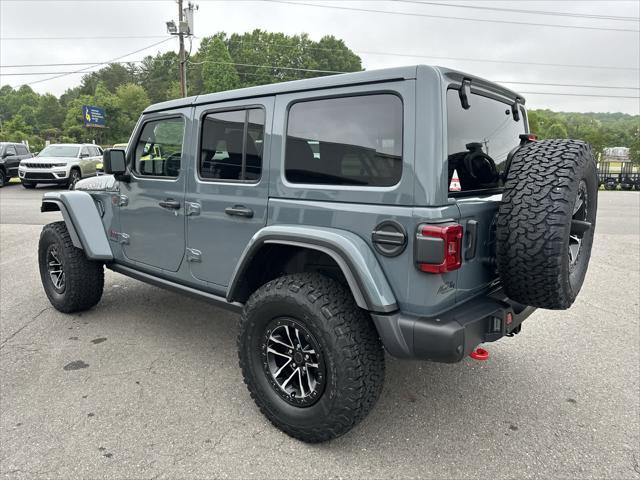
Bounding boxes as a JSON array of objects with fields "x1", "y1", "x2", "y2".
[{"x1": 1, "y1": 184, "x2": 638, "y2": 479}]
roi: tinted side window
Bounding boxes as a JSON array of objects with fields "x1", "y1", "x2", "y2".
[
  {"x1": 90, "y1": 146, "x2": 100, "y2": 156},
  {"x1": 6, "y1": 145, "x2": 16, "y2": 156},
  {"x1": 134, "y1": 117, "x2": 184, "y2": 178},
  {"x1": 285, "y1": 94, "x2": 403, "y2": 186},
  {"x1": 446, "y1": 89, "x2": 525, "y2": 192},
  {"x1": 200, "y1": 108, "x2": 265, "y2": 181},
  {"x1": 15, "y1": 145, "x2": 28, "y2": 155}
]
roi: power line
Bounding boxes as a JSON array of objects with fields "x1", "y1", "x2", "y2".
[
  {"x1": 4, "y1": 58, "x2": 638, "y2": 92},
  {"x1": 354, "y1": 50, "x2": 639, "y2": 72},
  {"x1": 261, "y1": 0, "x2": 640, "y2": 33},
  {"x1": 396, "y1": 1, "x2": 640, "y2": 22},
  {"x1": 24, "y1": 38, "x2": 174, "y2": 86},
  {"x1": 186, "y1": 59, "x2": 343, "y2": 74},
  {"x1": 494, "y1": 80, "x2": 639, "y2": 91},
  {"x1": 1, "y1": 35, "x2": 170, "y2": 40},
  {"x1": 5, "y1": 42, "x2": 637, "y2": 73},
  {"x1": 222, "y1": 37, "x2": 640, "y2": 72},
  {"x1": 518, "y1": 91, "x2": 639, "y2": 99},
  {"x1": 4, "y1": 67, "x2": 638, "y2": 92}
]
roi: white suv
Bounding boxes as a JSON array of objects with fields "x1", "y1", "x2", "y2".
[{"x1": 19, "y1": 143, "x2": 103, "y2": 189}]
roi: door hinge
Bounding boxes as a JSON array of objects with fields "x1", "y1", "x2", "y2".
[
  {"x1": 186, "y1": 248, "x2": 202, "y2": 262},
  {"x1": 185, "y1": 202, "x2": 201, "y2": 216},
  {"x1": 119, "y1": 194, "x2": 129, "y2": 207}
]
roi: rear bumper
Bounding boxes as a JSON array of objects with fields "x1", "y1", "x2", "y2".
[{"x1": 371, "y1": 287, "x2": 535, "y2": 363}]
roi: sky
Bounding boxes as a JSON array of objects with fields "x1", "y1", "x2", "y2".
[{"x1": 1, "y1": 0, "x2": 639, "y2": 114}]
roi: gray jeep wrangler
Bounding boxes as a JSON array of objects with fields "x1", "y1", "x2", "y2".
[{"x1": 38, "y1": 65, "x2": 597, "y2": 443}]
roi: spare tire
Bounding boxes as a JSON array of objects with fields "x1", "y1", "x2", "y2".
[{"x1": 496, "y1": 139, "x2": 597, "y2": 310}]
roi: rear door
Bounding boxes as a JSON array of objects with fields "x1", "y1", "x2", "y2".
[
  {"x1": 445, "y1": 87, "x2": 527, "y2": 302},
  {"x1": 186, "y1": 97, "x2": 273, "y2": 287},
  {"x1": 87, "y1": 146, "x2": 101, "y2": 174},
  {"x1": 79, "y1": 146, "x2": 93, "y2": 177}
]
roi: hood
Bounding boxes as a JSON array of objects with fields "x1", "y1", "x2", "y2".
[{"x1": 74, "y1": 175, "x2": 118, "y2": 192}]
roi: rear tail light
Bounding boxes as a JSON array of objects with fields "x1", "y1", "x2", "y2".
[{"x1": 416, "y1": 224, "x2": 463, "y2": 273}]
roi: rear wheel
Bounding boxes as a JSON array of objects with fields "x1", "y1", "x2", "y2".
[
  {"x1": 497, "y1": 139, "x2": 598, "y2": 310},
  {"x1": 238, "y1": 273, "x2": 385, "y2": 443},
  {"x1": 39, "y1": 221, "x2": 104, "y2": 313},
  {"x1": 0, "y1": 169, "x2": 6, "y2": 187}
]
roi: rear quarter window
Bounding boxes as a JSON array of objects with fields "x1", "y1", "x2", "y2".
[
  {"x1": 446, "y1": 88, "x2": 526, "y2": 193},
  {"x1": 285, "y1": 94, "x2": 403, "y2": 187}
]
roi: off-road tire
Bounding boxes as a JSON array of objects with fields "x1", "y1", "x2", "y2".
[
  {"x1": 496, "y1": 139, "x2": 597, "y2": 309},
  {"x1": 0, "y1": 169, "x2": 6, "y2": 187},
  {"x1": 238, "y1": 273, "x2": 385, "y2": 443},
  {"x1": 604, "y1": 182, "x2": 617, "y2": 191},
  {"x1": 22, "y1": 182, "x2": 36, "y2": 189},
  {"x1": 39, "y1": 221, "x2": 104, "y2": 313}
]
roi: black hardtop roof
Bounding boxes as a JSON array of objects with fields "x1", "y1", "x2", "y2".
[{"x1": 143, "y1": 65, "x2": 523, "y2": 114}]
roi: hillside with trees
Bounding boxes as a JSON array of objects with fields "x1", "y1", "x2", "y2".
[{"x1": 0, "y1": 29, "x2": 638, "y2": 164}]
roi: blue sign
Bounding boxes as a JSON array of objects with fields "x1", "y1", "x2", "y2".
[{"x1": 82, "y1": 105, "x2": 106, "y2": 127}]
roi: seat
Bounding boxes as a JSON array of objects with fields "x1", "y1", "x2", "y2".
[{"x1": 286, "y1": 137, "x2": 316, "y2": 183}]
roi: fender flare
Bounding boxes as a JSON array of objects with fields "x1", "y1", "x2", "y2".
[
  {"x1": 41, "y1": 191, "x2": 113, "y2": 261},
  {"x1": 227, "y1": 225, "x2": 398, "y2": 313}
]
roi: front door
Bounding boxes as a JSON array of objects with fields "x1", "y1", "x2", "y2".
[
  {"x1": 118, "y1": 113, "x2": 189, "y2": 272},
  {"x1": 4, "y1": 144, "x2": 19, "y2": 176},
  {"x1": 186, "y1": 97, "x2": 273, "y2": 286}
]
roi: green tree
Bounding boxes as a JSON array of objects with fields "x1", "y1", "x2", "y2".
[
  {"x1": 114, "y1": 83, "x2": 150, "y2": 142},
  {"x1": 200, "y1": 36, "x2": 240, "y2": 93},
  {"x1": 138, "y1": 51, "x2": 180, "y2": 103},
  {"x1": 545, "y1": 123, "x2": 569, "y2": 138}
]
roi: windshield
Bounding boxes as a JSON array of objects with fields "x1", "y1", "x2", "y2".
[
  {"x1": 446, "y1": 88, "x2": 526, "y2": 192},
  {"x1": 39, "y1": 145, "x2": 80, "y2": 158}
]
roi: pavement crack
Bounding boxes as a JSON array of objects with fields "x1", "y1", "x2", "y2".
[{"x1": 0, "y1": 306, "x2": 51, "y2": 349}]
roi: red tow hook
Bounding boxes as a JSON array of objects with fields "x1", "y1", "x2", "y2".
[{"x1": 469, "y1": 347, "x2": 489, "y2": 361}]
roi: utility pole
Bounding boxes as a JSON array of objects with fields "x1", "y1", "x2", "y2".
[
  {"x1": 177, "y1": 0, "x2": 186, "y2": 97},
  {"x1": 167, "y1": 1, "x2": 197, "y2": 98}
]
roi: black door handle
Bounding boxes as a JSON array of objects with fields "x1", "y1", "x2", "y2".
[
  {"x1": 159, "y1": 199, "x2": 181, "y2": 210},
  {"x1": 225, "y1": 205, "x2": 254, "y2": 218}
]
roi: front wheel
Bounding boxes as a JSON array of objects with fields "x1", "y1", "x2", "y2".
[
  {"x1": 39, "y1": 222, "x2": 104, "y2": 313},
  {"x1": 21, "y1": 182, "x2": 36, "y2": 189},
  {"x1": 238, "y1": 273, "x2": 385, "y2": 443},
  {"x1": 0, "y1": 170, "x2": 6, "y2": 187},
  {"x1": 68, "y1": 169, "x2": 81, "y2": 190}
]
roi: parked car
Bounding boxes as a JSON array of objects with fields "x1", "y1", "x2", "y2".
[
  {"x1": 37, "y1": 65, "x2": 598, "y2": 443},
  {"x1": 19, "y1": 143, "x2": 103, "y2": 189},
  {"x1": 0, "y1": 142, "x2": 33, "y2": 187}
]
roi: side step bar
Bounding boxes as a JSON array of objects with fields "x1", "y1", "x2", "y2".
[{"x1": 107, "y1": 263, "x2": 243, "y2": 314}]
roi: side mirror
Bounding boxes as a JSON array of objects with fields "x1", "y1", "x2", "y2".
[{"x1": 103, "y1": 149, "x2": 128, "y2": 180}]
